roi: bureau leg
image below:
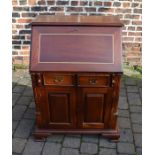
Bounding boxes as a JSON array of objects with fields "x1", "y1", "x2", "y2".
[
  {"x1": 33, "y1": 130, "x2": 51, "y2": 141},
  {"x1": 101, "y1": 130, "x2": 120, "y2": 142}
]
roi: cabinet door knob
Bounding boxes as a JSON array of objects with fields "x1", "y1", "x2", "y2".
[{"x1": 89, "y1": 79, "x2": 97, "y2": 85}]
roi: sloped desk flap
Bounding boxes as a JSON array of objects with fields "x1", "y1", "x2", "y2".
[{"x1": 30, "y1": 16, "x2": 123, "y2": 72}]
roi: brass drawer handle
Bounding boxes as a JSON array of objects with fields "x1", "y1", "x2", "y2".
[
  {"x1": 53, "y1": 76, "x2": 64, "y2": 83},
  {"x1": 89, "y1": 79, "x2": 97, "y2": 85}
]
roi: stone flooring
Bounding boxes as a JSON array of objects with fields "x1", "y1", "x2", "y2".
[{"x1": 12, "y1": 69, "x2": 142, "y2": 155}]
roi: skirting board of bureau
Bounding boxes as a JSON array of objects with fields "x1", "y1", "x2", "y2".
[{"x1": 30, "y1": 15, "x2": 124, "y2": 141}]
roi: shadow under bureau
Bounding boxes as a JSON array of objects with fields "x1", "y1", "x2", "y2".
[{"x1": 30, "y1": 15, "x2": 123, "y2": 141}]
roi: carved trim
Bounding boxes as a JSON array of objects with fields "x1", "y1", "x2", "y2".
[
  {"x1": 31, "y1": 73, "x2": 37, "y2": 87},
  {"x1": 36, "y1": 73, "x2": 43, "y2": 86}
]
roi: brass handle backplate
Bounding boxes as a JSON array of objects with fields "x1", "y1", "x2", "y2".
[
  {"x1": 53, "y1": 76, "x2": 64, "y2": 83},
  {"x1": 89, "y1": 79, "x2": 97, "y2": 85}
]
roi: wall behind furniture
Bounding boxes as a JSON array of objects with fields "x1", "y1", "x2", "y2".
[{"x1": 12, "y1": 0, "x2": 142, "y2": 66}]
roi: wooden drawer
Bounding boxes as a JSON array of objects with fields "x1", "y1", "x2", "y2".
[
  {"x1": 77, "y1": 74, "x2": 111, "y2": 87},
  {"x1": 43, "y1": 73, "x2": 74, "y2": 86}
]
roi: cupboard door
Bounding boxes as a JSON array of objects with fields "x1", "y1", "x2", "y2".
[
  {"x1": 39, "y1": 87, "x2": 76, "y2": 129},
  {"x1": 78, "y1": 87, "x2": 112, "y2": 129}
]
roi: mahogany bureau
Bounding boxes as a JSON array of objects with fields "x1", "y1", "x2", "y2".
[{"x1": 30, "y1": 15, "x2": 123, "y2": 141}]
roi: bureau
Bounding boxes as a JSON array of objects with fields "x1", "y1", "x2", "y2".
[{"x1": 30, "y1": 15, "x2": 123, "y2": 141}]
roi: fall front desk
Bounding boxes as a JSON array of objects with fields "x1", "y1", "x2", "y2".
[{"x1": 30, "y1": 15, "x2": 123, "y2": 141}]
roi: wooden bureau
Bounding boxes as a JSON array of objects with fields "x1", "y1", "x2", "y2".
[{"x1": 30, "y1": 15, "x2": 123, "y2": 141}]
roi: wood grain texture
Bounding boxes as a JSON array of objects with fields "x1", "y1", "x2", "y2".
[
  {"x1": 30, "y1": 26, "x2": 123, "y2": 72},
  {"x1": 31, "y1": 15, "x2": 123, "y2": 27}
]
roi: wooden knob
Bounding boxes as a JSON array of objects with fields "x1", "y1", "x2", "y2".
[{"x1": 112, "y1": 80, "x2": 115, "y2": 84}]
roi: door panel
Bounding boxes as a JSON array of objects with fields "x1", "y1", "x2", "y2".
[
  {"x1": 78, "y1": 87, "x2": 112, "y2": 129},
  {"x1": 84, "y1": 94, "x2": 104, "y2": 123},
  {"x1": 36, "y1": 87, "x2": 76, "y2": 129}
]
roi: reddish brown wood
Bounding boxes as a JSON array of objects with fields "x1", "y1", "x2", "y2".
[
  {"x1": 43, "y1": 73, "x2": 75, "y2": 86},
  {"x1": 30, "y1": 26, "x2": 123, "y2": 72},
  {"x1": 30, "y1": 15, "x2": 123, "y2": 141},
  {"x1": 31, "y1": 15, "x2": 123, "y2": 27},
  {"x1": 77, "y1": 74, "x2": 111, "y2": 87}
]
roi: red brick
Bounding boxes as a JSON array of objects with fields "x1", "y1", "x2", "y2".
[
  {"x1": 85, "y1": 7, "x2": 96, "y2": 12},
  {"x1": 123, "y1": 37, "x2": 134, "y2": 42},
  {"x1": 104, "y1": 2, "x2": 112, "y2": 7},
  {"x1": 71, "y1": 1, "x2": 79, "y2": 6},
  {"x1": 128, "y1": 27, "x2": 135, "y2": 31},
  {"x1": 98, "y1": 8, "x2": 114, "y2": 13},
  {"x1": 12, "y1": 30, "x2": 18, "y2": 34},
  {"x1": 12, "y1": 0, "x2": 18, "y2": 5},
  {"x1": 136, "y1": 27, "x2": 142, "y2": 31},
  {"x1": 115, "y1": 8, "x2": 132, "y2": 13},
  {"x1": 22, "y1": 45, "x2": 30, "y2": 50},
  {"x1": 80, "y1": 1, "x2": 88, "y2": 6},
  {"x1": 28, "y1": 0, "x2": 36, "y2": 5},
  {"x1": 122, "y1": 20, "x2": 131, "y2": 25},
  {"x1": 57, "y1": 1, "x2": 69, "y2": 5},
  {"x1": 94, "y1": 1, "x2": 103, "y2": 6},
  {"x1": 19, "y1": 0, "x2": 27, "y2": 5},
  {"x1": 50, "y1": 7, "x2": 64, "y2": 11},
  {"x1": 67, "y1": 7, "x2": 83, "y2": 12},
  {"x1": 26, "y1": 35, "x2": 31, "y2": 40},
  {"x1": 20, "y1": 50, "x2": 29, "y2": 55},
  {"x1": 132, "y1": 3, "x2": 139, "y2": 7},
  {"x1": 122, "y1": 32, "x2": 128, "y2": 36},
  {"x1": 135, "y1": 37, "x2": 142, "y2": 42},
  {"x1": 17, "y1": 19, "x2": 32, "y2": 23},
  {"x1": 132, "y1": 46, "x2": 141, "y2": 52},
  {"x1": 47, "y1": 1, "x2": 55, "y2": 5},
  {"x1": 128, "y1": 32, "x2": 142, "y2": 36},
  {"x1": 113, "y1": 2, "x2": 121, "y2": 7},
  {"x1": 16, "y1": 25, "x2": 24, "y2": 29},
  {"x1": 134, "y1": 9, "x2": 142, "y2": 13},
  {"x1": 38, "y1": 0, "x2": 46, "y2": 5},
  {"x1": 124, "y1": 14, "x2": 140, "y2": 19},
  {"x1": 22, "y1": 13, "x2": 37, "y2": 17},
  {"x1": 132, "y1": 21, "x2": 142, "y2": 25},
  {"x1": 123, "y1": 2, "x2": 131, "y2": 8}
]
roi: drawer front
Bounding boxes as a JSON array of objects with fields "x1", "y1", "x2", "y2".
[
  {"x1": 43, "y1": 73, "x2": 74, "y2": 86},
  {"x1": 78, "y1": 74, "x2": 111, "y2": 87}
]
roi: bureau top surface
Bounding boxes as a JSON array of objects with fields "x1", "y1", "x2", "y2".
[{"x1": 31, "y1": 15, "x2": 123, "y2": 27}]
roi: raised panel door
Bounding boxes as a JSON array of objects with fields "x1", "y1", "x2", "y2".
[
  {"x1": 78, "y1": 87, "x2": 113, "y2": 129},
  {"x1": 35, "y1": 87, "x2": 76, "y2": 129}
]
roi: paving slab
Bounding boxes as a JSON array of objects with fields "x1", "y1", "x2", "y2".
[
  {"x1": 99, "y1": 148, "x2": 117, "y2": 155},
  {"x1": 117, "y1": 143, "x2": 136, "y2": 154},
  {"x1": 80, "y1": 142, "x2": 98, "y2": 154},
  {"x1": 22, "y1": 139, "x2": 44, "y2": 155},
  {"x1": 42, "y1": 142, "x2": 61, "y2": 155},
  {"x1": 61, "y1": 148, "x2": 79, "y2": 155},
  {"x1": 82, "y1": 134, "x2": 99, "y2": 143},
  {"x1": 12, "y1": 138, "x2": 27, "y2": 154},
  {"x1": 13, "y1": 105, "x2": 27, "y2": 121},
  {"x1": 14, "y1": 119, "x2": 34, "y2": 138},
  {"x1": 63, "y1": 136, "x2": 81, "y2": 148}
]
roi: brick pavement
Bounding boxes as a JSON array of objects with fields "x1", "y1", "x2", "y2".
[{"x1": 12, "y1": 69, "x2": 142, "y2": 155}]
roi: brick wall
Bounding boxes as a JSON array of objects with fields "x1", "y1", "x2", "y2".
[{"x1": 12, "y1": 0, "x2": 142, "y2": 66}]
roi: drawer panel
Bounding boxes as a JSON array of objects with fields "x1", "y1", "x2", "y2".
[
  {"x1": 43, "y1": 73, "x2": 74, "y2": 86},
  {"x1": 78, "y1": 74, "x2": 111, "y2": 87}
]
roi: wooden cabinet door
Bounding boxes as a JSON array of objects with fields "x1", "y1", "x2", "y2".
[
  {"x1": 78, "y1": 87, "x2": 113, "y2": 129},
  {"x1": 35, "y1": 87, "x2": 76, "y2": 129}
]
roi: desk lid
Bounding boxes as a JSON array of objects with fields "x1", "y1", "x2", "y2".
[
  {"x1": 31, "y1": 15, "x2": 123, "y2": 27},
  {"x1": 30, "y1": 15, "x2": 123, "y2": 72}
]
